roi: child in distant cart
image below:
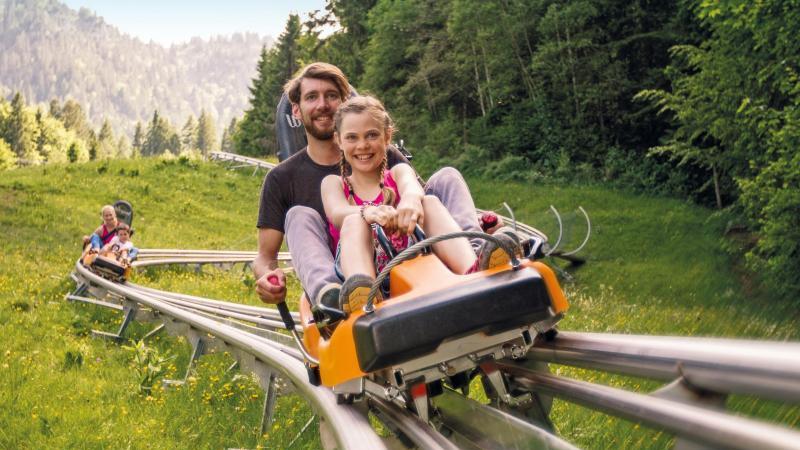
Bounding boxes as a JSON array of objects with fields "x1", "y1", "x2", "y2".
[{"x1": 100, "y1": 223, "x2": 137, "y2": 264}]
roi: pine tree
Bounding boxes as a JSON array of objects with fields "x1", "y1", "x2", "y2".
[
  {"x1": 234, "y1": 46, "x2": 273, "y2": 157},
  {"x1": 34, "y1": 109, "x2": 69, "y2": 164},
  {"x1": 117, "y1": 135, "x2": 131, "y2": 159},
  {"x1": 196, "y1": 109, "x2": 217, "y2": 155},
  {"x1": 143, "y1": 111, "x2": 180, "y2": 156},
  {"x1": 180, "y1": 115, "x2": 197, "y2": 151},
  {"x1": 88, "y1": 132, "x2": 98, "y2": 160},
  {"x1": 143, "y1": 110, "x2": 169, "y2": 156},
  {"x1": 132, "y1": 121, "x2": 144, "y2": 156},
  {"x1": 220, "y1": 117, "x2": 237, "y2": 153},
  {"x1": 6, "y1": 92, "x2": 39, "y2": 165},
  {"x1": 48, "y1": 99, "x2": 61, "y2": 119},
  {"x1": 97, "y1": 119, "x2": 116, "y2": 159},
  {"x1": 35, "y1": 108, "x2": 46, "y2": 160},
  {"x1": 234, "y1": 16, "x2": 304, "y2": 157},
  {"x1": 66, "y1": 142, "x2": 78, "y2": 163},
  {"x1": 59, "y1": 99, "x2": 93, "y2": 141}
]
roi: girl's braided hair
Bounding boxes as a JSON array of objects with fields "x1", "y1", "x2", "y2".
[{"x1": 336, "y1": 96, "x2": 396, "y2": 206}]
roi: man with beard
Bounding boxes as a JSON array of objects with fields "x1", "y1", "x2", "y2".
[{"x1": 254, "y1": 62, "x2": 489, "y2": 309}]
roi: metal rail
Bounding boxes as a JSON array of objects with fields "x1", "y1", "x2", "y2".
[
  {"x1": 209, "y1": 151, "x2": 275, "y2": 175},
  {"x1": 132, "y1": 249, "x2": 292, "y2": 271},
  {"x1": 71, "y1": 250, "x2": 800, "y2": 449},
  {"x1": 528, "y1": 331, "x2": 800, "y2": 403},
  {"x1": 500, "y1": 362, "x2": 800, "y2": 450}
]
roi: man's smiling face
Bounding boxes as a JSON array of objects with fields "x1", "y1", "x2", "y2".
[{"x1": 293, "y1": 78, "x2": 343, "y2": 141}]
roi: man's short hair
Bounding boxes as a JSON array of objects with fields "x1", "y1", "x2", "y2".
[{"x1": 284, "y1": 62, "x2": 350, "y2": 104}]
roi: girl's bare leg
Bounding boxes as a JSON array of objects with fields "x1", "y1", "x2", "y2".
[
  {"x1": 339, "y1": 214, "x2": 377, "y2": 279},
  {"x1": 421, "y1": 195, "x2": 477, "y2": 274}
]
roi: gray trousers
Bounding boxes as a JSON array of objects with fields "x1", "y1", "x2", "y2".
[{"x1": 285, "y1": 167, "x2": 481, "y2": 303}]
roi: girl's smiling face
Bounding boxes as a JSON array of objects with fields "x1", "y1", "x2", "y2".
[
  {"x1": 117, "y1": 228, "x2": 130, "y2": 243},
  {"x1": 336, "y1": 111, "x2": 392, "y2": 175}
]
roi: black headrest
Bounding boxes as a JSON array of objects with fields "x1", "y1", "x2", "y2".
[
  {"x1": 113, "y1": 200, "x2": 133, "y2": 227},
  {"x1": 275, "y1": 87, "x2": 359, "y2": 162},
  {"x1": 275, "y1": 94, "x2": 307, "y2": 162}
]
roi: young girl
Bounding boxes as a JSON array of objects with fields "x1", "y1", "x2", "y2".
[
  {"x1": 321, "y1": 96, "x2": 478, "y2": 315},
  {"x1": 100, "y1": 223, "x2": 134, "y2": 264}
]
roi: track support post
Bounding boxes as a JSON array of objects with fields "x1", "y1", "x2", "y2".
[
  {"x1": 91, "y1": 300, "x2": 138, "y2": 342},
  {"x1": 163, "y1": 330, "x2": 205, "y2": 387},
  {"x1": 260, "y1": 372, "x2": 278, "y2": 435}
]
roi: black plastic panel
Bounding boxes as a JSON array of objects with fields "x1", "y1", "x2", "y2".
[{"x1": 353, "y1": 267, "x2": 553, "y2": 372}]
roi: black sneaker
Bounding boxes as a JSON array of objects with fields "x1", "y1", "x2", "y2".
[
  {"x1": 477, "y1": 226, "x2": 522, "y2": 270},
  {"x1": 339, "y1": 274, "x2": 378, "y2": 315},
  {"x1": 315, "y1": 282, "x2": 341, "y2": 310}
]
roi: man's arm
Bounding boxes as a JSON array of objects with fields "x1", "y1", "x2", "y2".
[{"x1": 254, "y1": 227, "x2": 287, "y2": 304}]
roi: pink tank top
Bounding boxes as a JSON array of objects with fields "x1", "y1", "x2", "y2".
[
  {"x1": 326, "y1": 170, "x2": 404, "y2": 253},
  {"x1": 99, "y1": 224, "x2": 117, "y2": 245}
]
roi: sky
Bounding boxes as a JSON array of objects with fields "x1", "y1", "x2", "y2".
[{"x1": 61, "y1": 0, "x2": 329, "y2": 46}]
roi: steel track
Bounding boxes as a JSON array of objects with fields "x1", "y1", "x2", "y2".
[
  {"x1": 73, "y1": 258, "x2": 571, "y2": 449},
  {"x1": 71, "y1": 250, "x2": 800, "y2": 449}
]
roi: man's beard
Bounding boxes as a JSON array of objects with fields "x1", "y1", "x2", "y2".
[
  {"x1": 304, "y1": 122, "x2": 334, "y2": 140},
  {"x1": 302, "y1": 110, "x2": 335, "y2": 140}
]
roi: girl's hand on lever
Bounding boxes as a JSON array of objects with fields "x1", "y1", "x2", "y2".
[
  {"x1": 364, "y1": 204, "x2": 398, "y2": 234},
  {"x1": 396, "y1": 196, "x2": 424, "y2": 236}
]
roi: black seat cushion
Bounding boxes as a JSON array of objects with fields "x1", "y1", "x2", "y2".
[{"x1": 353, "y1": 267, "x2": 553, "y2": 373}]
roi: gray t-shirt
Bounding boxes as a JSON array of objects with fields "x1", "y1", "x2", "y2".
[{"x1": 257, "y1": 146, "x2": 410, "y2": 233}]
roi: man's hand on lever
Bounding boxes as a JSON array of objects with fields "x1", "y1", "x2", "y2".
[{"x1": 256, "y1": 268, "x2": 287, "y2": 304}]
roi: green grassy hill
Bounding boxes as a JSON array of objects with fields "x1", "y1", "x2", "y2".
[{"x1": 0, "y1": 157, "x2": 797, "y2": 449}]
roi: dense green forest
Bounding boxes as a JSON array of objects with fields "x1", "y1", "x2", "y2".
[{"x1": 234, "y1": 0, "x2": 799, "y2": 300}]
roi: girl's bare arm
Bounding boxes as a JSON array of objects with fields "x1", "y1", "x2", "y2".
[
  {"x1": 321, "y1": 175, "x2": 362, "y2": 229},
  {"x1": 392, "y1": 163, "x2": 425, "y2": 234}
]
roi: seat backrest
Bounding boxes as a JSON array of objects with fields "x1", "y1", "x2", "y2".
[
  {"x1": 113, "y1": 200, "x2": 133, "y2": 227},
  {"x1": 275, "y1": 93, "x2": 307, "y2": 162},
  {"x1": 275, "y1": 87, "x2": 360, "y2": 162}
]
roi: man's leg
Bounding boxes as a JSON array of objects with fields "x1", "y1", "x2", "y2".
[
  {"x1": 285, "y1": 206, "x2": 338, "y2": 304},
  {"x1": 425, "y1": 166, "x2": 481, "y2": 249}
]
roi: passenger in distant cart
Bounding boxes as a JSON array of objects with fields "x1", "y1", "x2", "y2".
[
  {"x1": 100, "y1": 223, "x2": 136, "y2": 264},
  {"x1": 253, "y1": 62, "x2": 513, "y2": 310},
  {"x1": 81, "y1": 204, "x2": 120, "y2": 259},
  {"x1": 84, "y1": 205, "x2": 119, "y2": 248}
]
